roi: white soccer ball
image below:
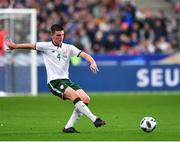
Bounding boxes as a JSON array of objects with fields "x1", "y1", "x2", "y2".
[{"x1": 140, "y1": 117, "x2": 157, "y2": 132}]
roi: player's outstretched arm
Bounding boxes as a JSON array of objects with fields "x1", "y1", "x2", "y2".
[
  {"x1": 7, "y1": 41, "x2": 36, "y2": 50},
  {"x1": 79, "y1": 52, "x2": 99, "y2": 74}
]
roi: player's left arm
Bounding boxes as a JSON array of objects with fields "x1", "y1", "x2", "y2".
[{"x1": 79, "y1": 52, "x2": 99, "y2": 74}]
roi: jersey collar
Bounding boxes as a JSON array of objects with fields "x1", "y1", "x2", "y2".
[{"x1": 52, "y1": 41, "x2": 62, "y2": 48}]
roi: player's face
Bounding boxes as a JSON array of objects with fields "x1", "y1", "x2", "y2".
[{"x1": 52, "y1": 30, "x2": 64, "y2": 45}]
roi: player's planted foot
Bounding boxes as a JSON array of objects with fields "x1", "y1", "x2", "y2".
[
  {"x1": 94, "y1": 117, "x2": 106, "y2": 128},
  {"x1": 62, "y1": 127, "x2": 80, "y2": 133}
]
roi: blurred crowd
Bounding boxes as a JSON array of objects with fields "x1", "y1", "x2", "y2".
[{"x1": 0, "y1": 0, "x2": 180, "y2": 55}]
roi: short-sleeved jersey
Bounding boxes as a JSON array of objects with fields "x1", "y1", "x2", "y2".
[{"x1": 36, "y1": 41, "x2": 81, "y2": 83}]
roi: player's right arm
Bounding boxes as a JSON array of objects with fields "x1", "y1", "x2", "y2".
[{"x1": 7, "y1": 41, "x2": 36, "y2": 50}]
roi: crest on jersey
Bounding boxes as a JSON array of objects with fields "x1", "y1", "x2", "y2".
[{"x1": 62, "y1": 48, "x2": 67, "y2": 58}]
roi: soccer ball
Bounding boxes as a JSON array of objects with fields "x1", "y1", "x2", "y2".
[{"x1": 140, "y1": 117, "x2": 157, "y2": 132}]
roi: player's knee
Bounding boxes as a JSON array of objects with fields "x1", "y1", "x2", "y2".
[
  {"x1": 82, "y1": 95, "x2": 90, "y2": 104},
  {"x1": 64, "y1": 90, "x2": 80, "y2": 101}
]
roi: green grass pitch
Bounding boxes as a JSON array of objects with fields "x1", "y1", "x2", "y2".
[{"x1": 0, "y1": 93, "x2": 180, "y2": 141}]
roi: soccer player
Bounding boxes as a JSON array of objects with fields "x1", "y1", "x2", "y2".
[{"x1": 7, "y1": 24, "x2": 106, "y2": 133}]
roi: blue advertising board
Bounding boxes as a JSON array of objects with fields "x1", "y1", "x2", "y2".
[{"x1": 38, "y1": 64, "x2": 180, "y2": 92}]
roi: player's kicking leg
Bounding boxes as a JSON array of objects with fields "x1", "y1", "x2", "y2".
[
  {"x1": 63, "y1": 87, "x2": 106, "y2": 133},
  {"x1": 63, "y1": 89, "x2": 90, "y2": 133},
  {"x1": 76, "y1": 89, "x2": 106, "y2": 128},
  {"x1": 63, "y1": 89, "x2": 87, "y2": 133}
]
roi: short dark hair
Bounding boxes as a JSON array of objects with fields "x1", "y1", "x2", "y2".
[{"x1": 51, "y1": 24, "x2": 64, "y2": 34}]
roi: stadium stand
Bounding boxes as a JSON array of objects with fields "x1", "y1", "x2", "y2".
[{"x1": 0, "y1": 0, "x2": 179, "y2": 56}]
